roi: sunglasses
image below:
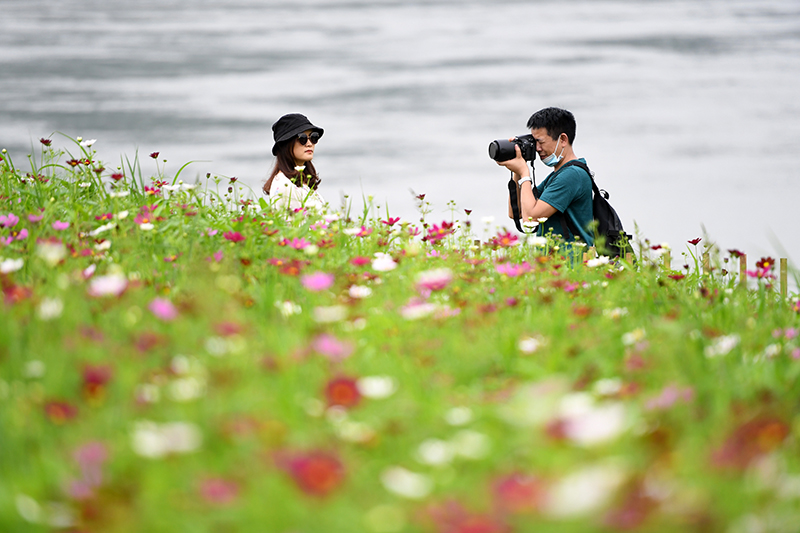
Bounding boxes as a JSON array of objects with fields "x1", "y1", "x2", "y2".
[{"x1": 296, "y1": 132, "x2": 320, "y2": 145}]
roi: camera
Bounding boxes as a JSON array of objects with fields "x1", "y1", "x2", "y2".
[{"x1": 488, "y1": 134, "x2": 537, "y2": 162}]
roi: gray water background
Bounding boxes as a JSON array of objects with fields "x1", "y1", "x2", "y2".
[{"x1": 2, "y1": 0, "x2": 800, "y2": 267}]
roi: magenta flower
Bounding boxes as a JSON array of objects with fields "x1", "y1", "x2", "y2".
[
  {"x1": 350, "y1": 256, "x2": 370, "y2": 266},
  {"x1": 495, "y1": 262, "x2": 531, "y2": 277},
  {"x1": 212, "y1": 250, "x2": 224, "y2": 262},
  {"x1": 148, "y1": 298, "x2": 178, "y2": 321},
  {"x1": 287, "y1": 237, "x2": 311, "y2": 250},
  {"x1": 301, "y1": 272, "x2": 334, "y2": 291},
  {"x1": 311, "y1": 333, "x2": 355, "y2": 362},
  {"x1": 381, "y1": 217, "x2": 401, "y2": 226},
  {"x1": 224, "y1": 231, "x2": 245, "y2": 243},
  {"x1": 51, "y1": 220, "x2": 69, "y2": 231},
  {"x1": 355, "y1": 226, "x2": 373, "y2": 237},
  {"x1": 0, "y1": 213, "x2": 19, "y2": 228},
  {"x1": 28, "y1": 213, "x2": 44, "y2": 223}
]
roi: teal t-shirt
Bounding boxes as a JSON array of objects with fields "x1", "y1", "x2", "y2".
[{"x1": 535, "y1": 158, "x2": 595, "y2": 246}]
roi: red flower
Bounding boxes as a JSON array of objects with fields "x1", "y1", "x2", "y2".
[
  {"x1": 110, "y1": 173, "x2": 124, "y2": 181},
  {"x1": 44, "y1": 400, "x2": 78, "y2": 423},
  {"x1": 40, "y1": 138, "x2": 52, "y2": 146},
  {"x1": 94, "y1": 213, "x2": 113, "y2": 221},
  {"x1": 727, "y1": 249, "x2": 744, "y2": 258},
  {"x1": 278, "y1": 451, "x2": 345, "y2": 497},
  {"x1": 149, "y1": 152, "x2": 160, "y2": 159},
  {"x1": 224, "y1": 231, "x2": 245, "y2": 243},
  {"x1": 688, "y1": 238, "x2": 701, "y2": 245},
  {"x1": 711, "y1": 416, "x2": 790, "y2": 470},
  {"x1": 66, "y1": 159, "x2": 81, "y2": 167},
  {"x1": 82, "y1": 364, "x2": 113, "y2": 400},
  {"x1": 755, "y1": 256, "x2": 775, "y2": 271},
  {"x1": 324, "y1": 376, "x2": 361, "y2": 408},
  {"x1": 464, "y1": 209, "x2": 472, "y2": 215},
  {"x1": 492, "y1": 473, "x2": 545, "y2": 514},
  {"x1": 668, "y1": 274, "x2": 685, "y2": 280}
]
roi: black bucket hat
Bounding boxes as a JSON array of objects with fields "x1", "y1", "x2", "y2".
[{"x1": 271, "y1": 113, "x2": 324, "y2": 155}]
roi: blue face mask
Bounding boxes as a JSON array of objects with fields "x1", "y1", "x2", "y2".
[{"x1": 541, "y1": 139, "x2": 565, "y2": 167}]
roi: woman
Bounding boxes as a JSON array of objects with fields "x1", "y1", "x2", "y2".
[{"x1": 263, "y1": 113, "x2": 326, "y2": 211}]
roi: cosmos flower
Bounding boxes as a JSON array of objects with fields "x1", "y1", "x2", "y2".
[
  {"x1": 301, "y1": 271, "x2": 334, "y2": 291},
  {"x1": 148, "y1": 298, "x2": 178, "y2": 321}
]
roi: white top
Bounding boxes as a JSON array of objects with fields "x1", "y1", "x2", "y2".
[{"x1": 267, "y1": 172, "x2": 326, "y2": 211}]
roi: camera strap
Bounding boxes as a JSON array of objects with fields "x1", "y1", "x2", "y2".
[{"x1": 508, "y1": 168, "x2": 538, "y2": 234}]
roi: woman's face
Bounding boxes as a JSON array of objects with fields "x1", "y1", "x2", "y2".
[{"x1": 292, "y1": 130, "x2": 317, "y2": 166}]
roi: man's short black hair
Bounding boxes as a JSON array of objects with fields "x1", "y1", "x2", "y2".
[{"x1": 527, "y1": 107, "x2": 576, "y2": 145}]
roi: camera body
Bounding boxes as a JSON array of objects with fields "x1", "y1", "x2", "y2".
[{"x1": 488, "y1": 134, "x2": 537, "y2": 162}]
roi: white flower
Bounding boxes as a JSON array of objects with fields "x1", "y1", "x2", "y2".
[
  {"x1": 542, "y1": 463, "x2": 627, "y2": 518},
  {"x1": 131, "y1": 420, "x2": 202, "y2": 458},
  {"x1": 537, "y1": 217, "x2": 549, "y2": 223},
  {"x1": 313, "y1": 305, "x2": 348, "y2": 323},
  {"x1": 621, "y1": 328, "x2": 646, "y2": 346},
  {"x1": 276, "y1": 300, "x2": 301, "y2": 317},
  {"x1": 324, "y1": 213, "x2": 341, "y2": 223},
  {"x1": 357, "y1": 376, "x2": 397, "y2": 399},
  {"x1": 399, "y1": 301, "x2": 437, "y2": 320},
  {"x1": 23, "y1": 360, "x2": 46, "y2": 378},
  {"x1": 593, "y1": 378, "x2": 623, "y2": 396},
  {"x1": 444, "y1": 407, "x2": 473, "y2": 426},
  {"x1": 416, "y1": 439, "x2": 454, "y2": 466},
  {"x1": 0, "y1": 258, "x2": 24, "y2": 273},
  {"x1": 480, "y1": 216, "x2": 495, "y2": 225},
  {"x1": 704, "y1": 334, "x2": 740, "y2": 358},
  {"x1": 79, "y1": 138, "x2": 97, "y2": 147},
  {"x1": 450, "y1": 430, "x2": 490, "y2": 459},
  {"x1": 381, "y1": 467, "x2": 433, "y2": 499},
  {"x1": 136, "y1": 384, "x2": 160, "y2": 404},
  {"x1": 37, "y1": 298, "x2": 64, "y2": 320},
  {"x1": 205, "y1": 336, "x2": 229, "y2": 357},
  {"x1": 89, "y1": 222, "x2": 115, "y2": 237},
  {"x1": 335, "y1": 420, "x2": 376, "y2": 443},
  {"x1": 168, "y1": 377, "x2": 205, "y2": 402},
  {"x1": 109, "y1": 190, "x2": 130, "y2": 198},
  {"x1": 518, "y1": 335, "x2": 543, "y2": 354},
  {"x1": 78, "y1": 182, "x2": 91, "y2": 188},
  {"x1": 372, "y1": 253, "x2": 397, "y2": 272},
  {"x1": 94, "y1": 240, "x2": 111, "y2": 251},
  {"x1": 294, "y1": 166, "x2": 305, "y2": 171},
  {"x1": 36, "y1": 241, "x2": 66, "y2": 267},
  {"x1": 349, "y1": 285, "x2": 372, "y2": 299},
  {"x1": 761, "y1": 343, "x2": 782, "y2": 359},
  {"x1": 587, "y1": 256, "x2": 610, "y2": 267},
  {"x1": 162, "y1": 184, "x2": 181, "y2": 191},
  {"x1": 181, "y1": 183, "x2": 197, "y2": 191},
  {"x1": 87, "y1": 273, "x2": 127, "y2": 297},
  {"x1": 303, "y1": 244, "x2": 319, "y2": 256},
  {"x1": 343, "y1": 227, "x2": 361, "y2": 236},
  {"x1": 139, "y1": 223, "x2": 154, "y2": 231},
  {"x1": 527, "y1": 235, "x2": 548, "y2": 247},
  {"x1": 115, "y1": 210, "x2": 129, "y2": 220},
  {"x1": 559, "y1": 395, "x2": 629, "y2": 447},
  {"x1": 603, "y1": 307, "x2": 628, "y2": 320}
]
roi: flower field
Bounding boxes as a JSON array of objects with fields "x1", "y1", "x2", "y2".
[{"x1": 1, "y1": 138, "x2": 799, "y2": 532}]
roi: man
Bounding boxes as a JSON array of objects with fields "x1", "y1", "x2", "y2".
[{"x1": 499, "y1": 107, "x2": 594, "y2": 245}]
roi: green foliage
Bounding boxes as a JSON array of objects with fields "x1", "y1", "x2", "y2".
[{"x1": 0, "y1": 139, "x2": 799, "y2": 532}]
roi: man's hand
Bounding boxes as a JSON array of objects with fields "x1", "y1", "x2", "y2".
[{"x1": 495, "y1": 143, "x2": 529, "y2": 179}]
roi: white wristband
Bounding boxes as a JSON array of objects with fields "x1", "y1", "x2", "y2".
[{"x1": 518, "y1": 176, "x2": 532, "y2": 186}]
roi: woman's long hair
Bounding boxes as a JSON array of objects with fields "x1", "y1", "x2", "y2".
[{"x1": 263, "y1": 139, "x2": 320, "y2": 195}]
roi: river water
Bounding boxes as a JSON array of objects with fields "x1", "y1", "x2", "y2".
[{"x1": 2, "y1": 0, "x2": 800, "y2": 266}]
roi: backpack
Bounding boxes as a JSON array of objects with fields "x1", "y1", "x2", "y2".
[{"x1": 508, "y1": 159, "x2": 633, "y2": 258}]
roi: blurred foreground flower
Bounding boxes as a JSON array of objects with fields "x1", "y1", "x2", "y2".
[
  {"x1": 381, "y1": 466, "x2": 433, "y2": 499},
  {"x1": 372, "y1": 252, "x2": 397, "y2": 272},
  {"x1": 277, "y1": 451, "x2": 345, "y2": 497},
  {"x1": 325, "y1": 376, "x2": 362, "y2": 408},
  {"x1": 711, "y1": 416, "x2": 790, "y2": 470},
  {"x1": 301, "y1": 271, "x2": 334, "y2": 291},
  {"x1": 131, "y1": 421, "x2": 202, "y2": 458},
  {"x1": 542, "y1": 462, "x2": 627, "y2": 518},
  {"x1": 415, "y1": 268, "x2": 453, "y2": 292},
  {"x1": 199, "y1": 477, "x2": 240, "y2": 505},
  {"x1": 312, "y1": 333, "x2": 354, "y2": 362},
  {"x1": 148, "y1": 297, "x2": 178, "y2": 321},
  {"x1": 87, "y1": 273, "x2": 127, "y2": 297}
]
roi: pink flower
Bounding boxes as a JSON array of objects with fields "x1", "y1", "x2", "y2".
[
  {"x1": 286, "y1": 237, "x2": 311, "y2": 250},
  {"x1": 350, "y1": 256, "x2": 370, "y2": 266},
  {"x1": 495, "y1": 262, "x2": 531, "y2": 277},
  {"x1": 311, "y1": 333, "x2": 354, "y2": 362},
  {"x1": 563, "y1": 282, "x2": 580, "y2": 293},
  {"x1": 52, "y1": 220, "x2": 70, "y2": 231},
  {"x1": 355, "y1": 226, "x2": 373, "y2": 237},
  {"x1": 199, "y1": 477, "x2": 240, "y2": 505},
  {"x1": 211, "y1": 250, "x2": 224, "y2": 262},
  {"x1": 87, "y1": 274, "x2": 128, "y2": 297},
  {"x1": 301, "y1": 272, "x2": 334, "y2": 291},
  {"x1": 381, "y1": 217, "x2": 400, "y2": 226},
  {"x1": 148, "y1": 298, "x2": 178, "y2": 321},
  {"x1": 0, "y1": 213, "x2": 19, "y2": 228},
  {"x1": 74, "y1": 441, "x2": 108, "y2": 489},
  {"x1": 204, "y1": 228, "x2": 218, "y2": 237},
  {"x1": 416, "y1": 268, "x2": 453, "y2": 293},
  {"x1": 28, "y1": 213, "x2": 44, "y2": 223},
  {"x1": 493, "y1": 473, "x2": 545, "y2": 513},
  {"x1": 224, "y1": 231, "x2": 245, "y2": 243},
  {"x1": 645, "y1": 384, "x2": 694, "y2": 411},
  {"x1": 490, "y1": 229, "x2": 519, "y2": 247}
]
